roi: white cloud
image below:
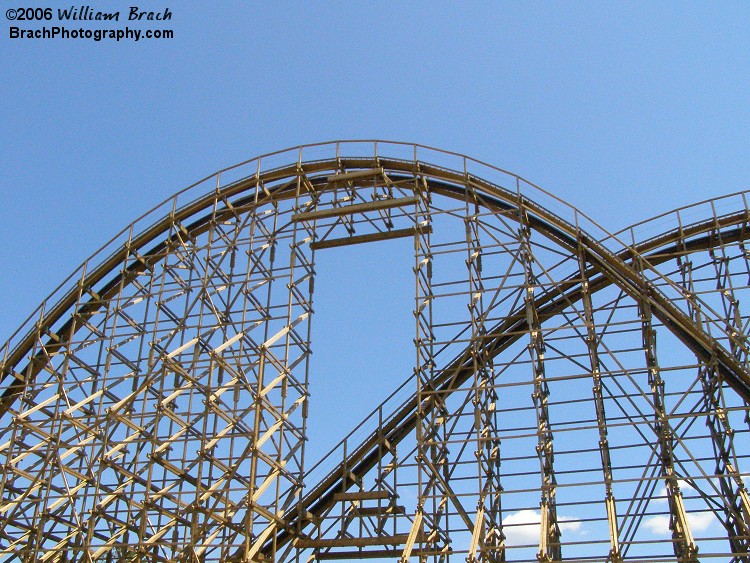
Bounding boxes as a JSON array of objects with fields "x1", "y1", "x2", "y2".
[
  {"x1": 502, "y1": 509, "x2": 541, "y2": 545},
  {"x1": 559, "y1": 516, "x2": 583, "y2": 534},
  {"x1": 645, "y1": 480, "x2": 719, "y2": 536},
  {"x1": 654, "y1": 480, "x2": 695, "y2": 504},
  {"x1": 643, "y1": 511, "x2": 717, "y2": 536},
  {"x1": 644, "y1": 515, "x2": 670, "y2": 535},
  {"x1": 501, "y1": 509, "x2": 582, "y2": 546},
  {"x1": 687, "y1": 511, "x2": 716, "y2": 532}
]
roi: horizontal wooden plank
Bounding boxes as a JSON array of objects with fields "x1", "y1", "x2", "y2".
[
  {"x1": 314, "y1": 550, "x2": 401, "y2": 560},
  {"x1": 332, "y1": 490, "x2": 393, "y2": 502},
  {"x1": 292, "y1": 196, "x2": 418, "y2": 222},
  {"x1": 326, "y1": 168, "x2": 384, "y2": 183},
  {"x1": 297, "y1": 534, "x2": 410, "y2": 548},
  {"x1": 352, "y1": 505, "x2": 406, "y2": 516},
  {"x1": 315, "y1": 548, "x2": 450, "y2": 560},
  {"x1": 311, "y1": 226, "x2": 431, "y2": 251}
]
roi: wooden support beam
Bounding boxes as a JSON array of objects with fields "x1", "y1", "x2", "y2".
[
  {"x1": 467, "y1": 505, "x2": 484, "y2": 562},
  {"x1": 332, "y1": 490, "x2": 392, "y2": 502},
  {"x1": 297, "y1": 533, "x2": 412, "y2": 548},
  {"x1": 352, "y1": 505, "x2": 406, "y2": 516},
  {"x1": 326, "y1": 168, "x2": 384, "y2": 184},
  {"x1": 246, "y1": 521, "x2": 278, "y2": 561},
  {"x1": 400, "y1": 509, "x2": 424, "y2": 563},
  {"x1": 311, "y1": 226, "x2": 430, "y2": 251},
  {"x1": 292, "y1": 196, "x2": 418, "y2": 223},
  {"x1": 315, "y1": 547, "x2": 450, "y2": 560}
]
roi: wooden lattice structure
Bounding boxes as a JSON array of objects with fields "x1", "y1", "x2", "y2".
[{"x1": 1, "y1": 141, "x2": 749, "y2": 562}]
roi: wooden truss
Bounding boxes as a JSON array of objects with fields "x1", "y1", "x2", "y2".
[{"x1": 1, "y1": 142, "x2": 749, "y2": 562}]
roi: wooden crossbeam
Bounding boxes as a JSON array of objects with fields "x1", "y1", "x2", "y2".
[
  {"x1": 312, "y1": 226, "x2": 430, "y2": 251},
  {"x1": 297, "y1": 534, "x2": 412, "y2": 548},
  {"x1": 332, "y1": 490, "x2": 392, "y2": 502},
  {"x1": 292, "y1": 196, "x2": 418, "y2": 223}
]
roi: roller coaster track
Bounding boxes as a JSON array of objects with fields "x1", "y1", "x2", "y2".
[
  {"x1": 0, "y1": 141, "x2": 749, "y2": 562},
  {"x1": 257, "y1": 192, "x2": 750, "y2": 563}
]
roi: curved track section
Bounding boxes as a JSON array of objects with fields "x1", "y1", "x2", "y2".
[{"x1": 0, "y1": 142, "x2": 748, "y2": 562}]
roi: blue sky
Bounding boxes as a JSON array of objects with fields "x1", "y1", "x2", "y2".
[{"x1": 2, "y1": 1, "x2": 750, "y2": 460}]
